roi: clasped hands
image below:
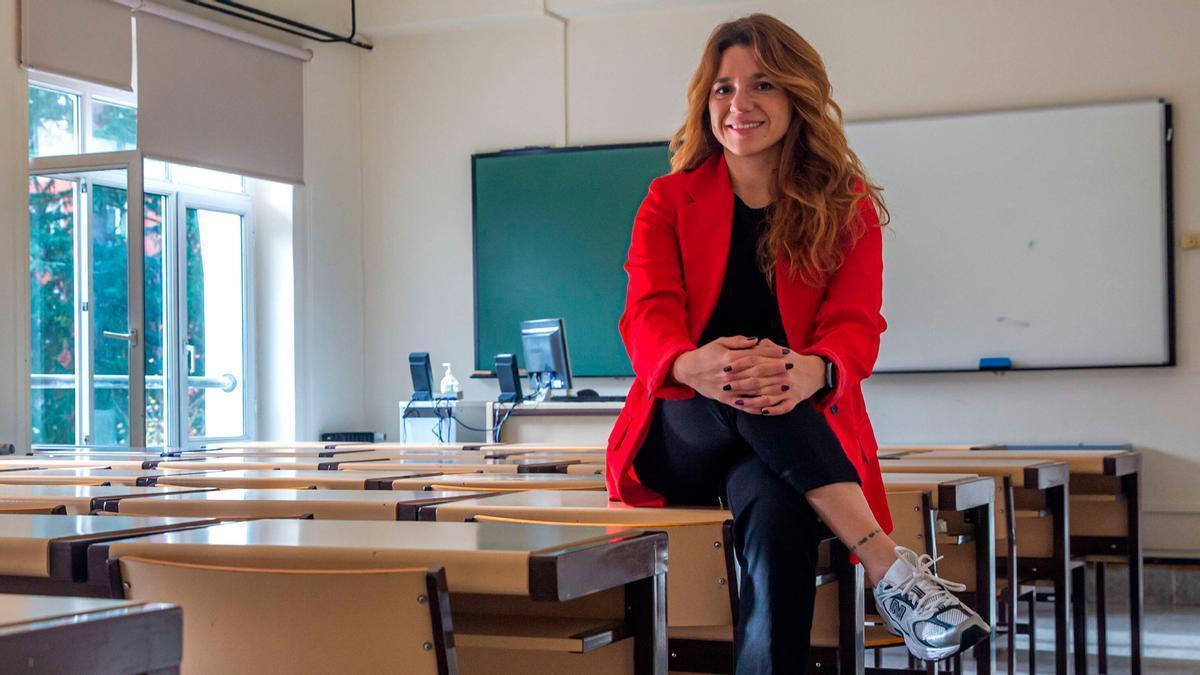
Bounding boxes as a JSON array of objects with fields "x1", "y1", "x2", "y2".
[{"x1": 670, "y1": 335, "x2": 826, "y2": 415}]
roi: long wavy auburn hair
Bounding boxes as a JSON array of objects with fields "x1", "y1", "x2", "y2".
[{"x1": 669, "y1": 14, "x2": 889, "y2": 286}]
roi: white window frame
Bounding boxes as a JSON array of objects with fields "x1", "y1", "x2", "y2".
[{"x1": 28, "y1": 74, "x2": 256, "y2": 449}]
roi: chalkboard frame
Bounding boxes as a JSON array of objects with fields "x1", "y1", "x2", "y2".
[{"x1": 470, "y1": 140, "x2": 670, "y2": 378}]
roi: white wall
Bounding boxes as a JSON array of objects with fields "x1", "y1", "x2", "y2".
[
  {"x1": 0, "y1": 0, "x2": 27, "y2": 451},
  {"x1": 357, "y1": 0, "x2": 1200, "y2": 553},
  {"x1": 293, "y1": 44, "x2": 367, "y2": 440},
  {"x1": 249, "y1": 178, "x2": 295, "y2": 440}
]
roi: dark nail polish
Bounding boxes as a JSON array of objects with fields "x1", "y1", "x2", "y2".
[
  {"x1": 722, "y1": 384, "x2": 732, "y2": 391},
  {"x1": 735, "y1": 399, "x2": 744, "y2": 406},
  {"x1": 785, "y1": 363, "x2": 794, "y2": 370},
  {"x1": 782, "y1": 348, "x2": 790, "y2": 355},
  {"x1": 746, "y1": 336, "x2": 757, "y2": 341},
  {"x1": 723, "y1": 365, "x2": 732, "y2": 372},
  {"x1": 761, "y1": 409, "x2": 769, "y2": 415},
  {"x1": 781, "y1": 385, "x2": 790, "y2": 392}
]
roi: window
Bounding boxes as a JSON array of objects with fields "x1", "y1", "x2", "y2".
[{"x1": 29, "y1": 76, "x2": 254, "y2": 448}]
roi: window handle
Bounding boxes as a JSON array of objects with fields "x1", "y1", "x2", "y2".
[
  {"x1": 101, "y1": 329, "x2": 138, "y2": 348},
  {"x1": 186, "y1": 345, "x2": 197, "y2": 375}
]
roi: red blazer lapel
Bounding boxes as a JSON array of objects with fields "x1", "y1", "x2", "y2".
[{"x1": 678, "y1": 154, "x2": 734, "y2": 341}]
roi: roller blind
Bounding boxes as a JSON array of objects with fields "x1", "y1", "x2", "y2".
[
  {"x1": 20, "y1": 0, "x2": 134, "y2": 90},
  {"x1": 135, "y1": 12, "x2": 305, "y2": 185}
]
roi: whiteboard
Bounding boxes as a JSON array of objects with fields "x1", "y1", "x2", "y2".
[{"x1": 844, "y1": 100, "x2": 1172, "y2": 372}]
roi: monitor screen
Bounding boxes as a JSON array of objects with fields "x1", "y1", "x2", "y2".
[{"x1": 520, "y1": 318, "x2": 572, "y2": 391}]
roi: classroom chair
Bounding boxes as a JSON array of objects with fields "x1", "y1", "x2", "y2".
[{"x1": 108, "y1": 557, "x2": 456, "y2": 674}]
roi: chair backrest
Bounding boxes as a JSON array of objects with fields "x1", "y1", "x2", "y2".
[
  {"x1": 0, "y1": 503, "x2": 67, "y2": 514},
  {"x1": 471, "y1": 513, "x2": 732, "y2": 627},
  {"x1": 112, "y1": 556, "x2": 456, "y2": 675}
]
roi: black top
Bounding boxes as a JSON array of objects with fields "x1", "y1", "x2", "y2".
[{"x1": 698, "y1": 196, "x2": 789, "y2": 348}]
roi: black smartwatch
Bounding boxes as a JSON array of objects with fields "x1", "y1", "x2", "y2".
[{"x1": 820, "y1": 356, "x2": 837, "y2": 393}]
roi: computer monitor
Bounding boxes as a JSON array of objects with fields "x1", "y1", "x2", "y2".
[
  {"x1": 520, "y1": 318, "x2": 572, "y2": 395},
  {"x1": 408, "y1": 352, "x2": 433, "y2": 401}
]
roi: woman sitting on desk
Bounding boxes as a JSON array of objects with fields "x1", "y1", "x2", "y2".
[{"x1": 605, "y1": 14, "x2": 989, "y2": 672}]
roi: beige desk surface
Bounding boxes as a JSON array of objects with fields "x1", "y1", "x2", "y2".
[
  {"x1": 102, "y1": 519, "x2": 640, "y2": 596},
  {"x1": 338, "y1": 459, "x2": 573, "y2": 474},
  {"x1": 903, "y1": 449, "x2": 1137, "y2": 475},
  {"x1": 0, "y1": 459, "x2": 111, "y2": 470},
  {"x1": 179, "y1": 448, "x2": 378, "y2": 458},
  {"x1": 0, "y1": 595, "x2": 143, "y2": 628},
  {"x1": 506, "y1": 453, "x2": 606, "y2": 462},
  {"x1": 328, "y1": 442, "x2": 480, "y2": 451},
  {"x1": 114, "y1": 489, "x2": 481, "y2": 521},
  {"x1": 881, "y1": 473, "x2": 995, "y2": 511},
  {"x1": 566, "y1": 464, "x2": 605, "y2": 475},
  {"x1": 329, "y1": 451, "x2": 538, "y2": 462},
  {"x1": 389, "y1": 473, "x2": 607, "y2": 491},
  {"x1": 155, "y1": 457, "x2": 385, "y2": 472},
  {"x1": 877, "y1": 458, "x2": 1068, "y2": 488},
  {"x1": 154, "y1": 469, "x2": 454, "y2": 490},
  {"x1": 480, "y1": 443, "x2": 607, "y2": 454},
  {"x1": 200, "y1": 441, "x2": 339, "y2": 450},
  {"x1": 0, "y1": 514, "x2": 219, "y2": 577},
  {"x1": 0, "y1": 485, "x2": 216, "y2": 514},
  {"x1": 0, "y1": 469, "x2": 206, "y2": 487},
  {"x1": 431, "y1": 490, "x2": 730, "y2": 524}
]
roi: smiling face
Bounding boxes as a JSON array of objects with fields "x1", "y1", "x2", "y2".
[{"x1": 707, "y1": 44, "x2": 792, "y2": 161}]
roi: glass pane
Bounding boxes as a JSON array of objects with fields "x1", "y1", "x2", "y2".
[
  {"x1": 186, "y1": 207, "x2": 245, "y2": 439},
  {"x1": 89, "y1": 99, "x2": 136, "y2": 152},
  {"x1": 144, "y1": 193, "x2": 168, "y2": 447},
  {"x1": 28, "y1": 85, "x2": 78, "y2": 158},
  {"x1": 91, "y1": 180, "x2": 130, "y2": 446},
  {"x1": 144, "y1": 159, "x2": 168, "y2": 182},
  {"x1": 29, "y1": 176, "x2": 77, "y2": 445},
  {"x1": 172, "y1": 164, "x2": 244, "y2": 193}
]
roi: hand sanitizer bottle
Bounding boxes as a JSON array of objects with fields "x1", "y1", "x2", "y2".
[{"x1": 439, "y1": 363, "x2": 462, "y2": 399}]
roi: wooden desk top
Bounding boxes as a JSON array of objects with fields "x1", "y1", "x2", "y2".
[
  {"x1": 201, "y1": 441, "x2": 339, "y2": 450},
  {"x1": 878, "y1": 458, "x2": 1069, "y2": 489},
  {"x1": 338, "y1": 459, "x2": 574, "y2": 474},
  {"x1": 156, "y1": 457, "x2": 385, "y2": 471},
  {"x1": 480, "y1": 443, "x2": 607, "y2": 454},
  {"x1": 0, "y1": 485, "x2": 216, "y2": 515},
  {"x1": 95, "y1": 519, "x2": 667, "y2": 600},
  {"x1": 0, "y1": 459, "x2": 121, "y2": 470},
  {"x1": 0, "y1": 595, "x2": 181, "y2": 673},
  {"x1": 113, "y1": 489, "x2": 482, "y2": 521},
  {"x1": 881, "y1": 473, "x2": 994, "y2": 511},
  {"x1": 908, "y1": 450, "x2": 1139, "y2": 476},
  {"x1": 427, "y1": 490, "x2": 730, "y2": 524},
  {"x1": 0, "y1": 514, "x2": 219, "y2": 579},
  {"x1": 0, "y1": 469, "x2": 208, "y2": 487},
  {"x1": 179, "y1": 448, "x2": 379, "y2": 458},
  {"x1": 329, "y1": 442, "x2": 483, "y2": 452},
  {"x1": 153, "y1": 469, "x2": 451, "y2": 490},
  {"x1": 389, "y1": 473, "x2": 607, "y2": 491},
  {"x1": 0, "y1": 594, "x2": 142, "y2": 627}
]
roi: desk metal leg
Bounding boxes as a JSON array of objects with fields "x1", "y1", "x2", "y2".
[
  {"x1": 1072, "y1": 564, "x2": 1087, "y2": 675},
  {"x1": 1027, "y1": 592, "x2": 1038, "y2": 675},
  {"x1": 627, "y1": 572, "x2": 668, "y2": 675},
  {"x1": 973, "y1": 502, "x2": 996, "y2": 675},
  {"x1": 1051, "y1": 485, "x2": 1071, "y2": 675},
  {"x1": 1095, "y1": 562, "x2": 1107, "y2": 674},
  {"x1": 1123, "y1": 473, "x2": 1143, "y2": 675},
  {"x1": 833, "y1": 542, "x2": 864, "y2": 675}
]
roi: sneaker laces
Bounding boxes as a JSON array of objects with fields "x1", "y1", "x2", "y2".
[{"x1": 891, "y1": 549, "x2": 966, "y2": 616}]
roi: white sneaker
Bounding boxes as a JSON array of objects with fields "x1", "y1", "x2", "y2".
[{"x1": 873, "y1": 546, "x2": 991, "y2": 662}]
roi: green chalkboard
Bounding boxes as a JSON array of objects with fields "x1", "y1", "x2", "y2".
[{"x1": 472, "y1": 142, "x2": 671, "y2": 377}]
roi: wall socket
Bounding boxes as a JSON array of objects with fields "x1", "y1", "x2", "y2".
[{"x1": 1183, "y1": 233, "x2": 1200, "y2": 250}]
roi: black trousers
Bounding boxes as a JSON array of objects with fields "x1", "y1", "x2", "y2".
[{"x1": 634, "y1": 395, "x2": 860, "y2": 675}]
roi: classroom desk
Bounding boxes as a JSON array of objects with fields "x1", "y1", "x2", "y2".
[
  {"x1": 0, "y1": 457, "x2": 157, "y2": 470},
  {"x1": 93, "y1": 519, "x2": 669, "y2": 673},
  {"x1": 386, "y1": 473, "x2": 607, "y2": 492},
  {"x1": 879, "y1": 472, "x2": 997, "y2": 674},
  {"x1": 480, "y1": 443, "x2": 607, "y2": 454},
  {"x1": 0, "y1": 468, "x2": 212, "y2": 487},
  {"x1": 154, "y1": 469, "x2": 462, "y2": 490},
  {"x1": 0, "y1": 485, "x2": 216, "y2": 515},
  {"x1": 505, "y1": 453, "x2": 607, "y2": 463},
  {"x1": 179, "y1": 447, "x2": 380, "y2": 458},
  {"x1": 910, "y1": 447, "x2": 1144, "y2": 674},
  {"x1": 0, "y1": 514, "x2": 219, "y2": 597},
  {"x1": 883, "y1": 459, "x2": 1073, "y2": 675},
  {"x1": 423, "y1": 489, "x2": 857, "y2": 675},
  {"x1": 110, "y1": 488, "x2": 483, "y2": 521},
  {"x1": 566, "y1": 464, "x2": 605, "y2": 476},
  {"x1": 0, "y1": 595, "x2": 181, "y2": 674},
  {"x1": 329, "y1": 442, "x2": 486, "y2": 452},
  {"x1": 337, "y1": 458, "x2": 577, "y2": 474},
  {"x1": 201, "y1": 441, "x2": 341, "y2": 450},
  {"x1": 155, "y1": 457, "x2": 388, "y2": 472}
]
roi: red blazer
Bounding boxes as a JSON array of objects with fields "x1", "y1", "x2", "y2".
[{"x1": 606, "y1": 153, "x2": 893, "y2": 533}]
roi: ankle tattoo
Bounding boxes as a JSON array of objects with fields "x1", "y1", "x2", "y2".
[{"x1": 848, "y1": 528, "x2": 882, "y2": 553}]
